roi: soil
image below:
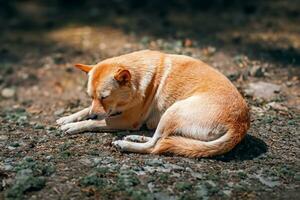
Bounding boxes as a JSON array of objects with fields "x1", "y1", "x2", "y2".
[{"x1": 0, "y1": 1, "x2": 299, "y2": 199}]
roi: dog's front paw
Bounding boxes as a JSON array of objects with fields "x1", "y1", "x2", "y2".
[
  {"x1": 56, "y1": 116, "x2": 75, "y2": 125},
  {"x1": 60, "y1": 123, "x2": 80, "y2": 134}
]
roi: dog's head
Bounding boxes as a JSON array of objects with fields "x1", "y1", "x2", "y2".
[{"x1": 75, "y1": 63, "x2": 136, "y2": 117}]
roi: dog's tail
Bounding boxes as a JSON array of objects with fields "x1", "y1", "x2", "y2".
[{"x1": 151, "y1": 127, "x2": 246, "y2": 158}]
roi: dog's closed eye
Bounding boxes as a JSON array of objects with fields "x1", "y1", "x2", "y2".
[{"x1": 101, "y1": 95, "x2": 109, "y2": 100}]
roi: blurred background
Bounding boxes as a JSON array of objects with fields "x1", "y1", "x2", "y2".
[{"x1": 1, "y1": 0, "x2": 300, "y2": 63}]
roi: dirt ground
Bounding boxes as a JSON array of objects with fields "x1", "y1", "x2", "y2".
[{"x1": 0, "y1": 1, "x2": 299, "y2": 199}]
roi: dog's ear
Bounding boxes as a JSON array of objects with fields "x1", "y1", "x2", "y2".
[
  {"x1": 74, "y1": 63, "x2": 93, "y2": 73},
  {"x1": 114, "y1": 68, "x2": 131, "y2": 85}
]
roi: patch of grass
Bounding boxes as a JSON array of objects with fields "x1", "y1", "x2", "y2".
[
  {"x1": 117, "y1": 171, "x2": 140, "y2": 189},
  {"x1": 80, "y1": 173, "x2": 108, "y2": 187},
  {"x1": 261, "y1": 115, "x2": 275, "y2": 124},
  {"x1": 238, "y1": 171, "x2": 248, "y2": 179},
  {"x1": 2, "y1": 108, "x2": 29, "y2": 126},
  {"x1": 158, "y1": 173, "x2": 169, "y2": 183},
  {"x1": 14, "y1": 157, "x2": 55, "y2": 177},
  {"x1": 5, "y1": 169, "x2": 45, "y2": 200},
  {"x1": 127, "y1": 188, "x2": 154, "y2": 200},
  {"x1": 59, "y1": 142, "x2": 72, "y2": 151},
  {"x1": 60, "y1": 151, "x2": 71, "y2": 159},
  {"x1": 287, "y1": 120, "x2": 296, "y2": 125},
  {"x1": 175, "y1": 182, "x2": 193, "y2": 191}
]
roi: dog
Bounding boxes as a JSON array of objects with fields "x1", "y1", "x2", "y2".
[{"x1": 57, "y1": 50, "x2": 250, "y2": 157}]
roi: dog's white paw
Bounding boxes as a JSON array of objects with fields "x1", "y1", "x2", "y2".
[
  {"x1": 60, "y1": 122, "x2": 80, "y2": 134},
  {"x1": 56, "y1": 116, "x2": 76, "y2": 125},
  {"x1": 60, "y1": 120, "x2": 94, "y2": 134},
  {"x1": 123, "y1": 135, "x2": 151, "y2": 143},
  {"x1": 112, "y1": 140, "x2": 127, "y2": 151}
]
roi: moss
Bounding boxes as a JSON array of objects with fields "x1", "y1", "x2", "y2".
[
  {"x1": 238, "y1": 171, "x2": 248, "y2": 179},
  {"x1": 9, "y1": 142, "x2": 20, "y2": 147},
  {"x1": 14, "y1": 157, "x2": 55, "y2": 177},
  {"x1": 158, "y1": 173, "x2": 169, "y2": 183},
  {"x1": 5, "y1": 170, "x2": 45, "y2": 200},
  {"x1": 80, "y1": 173, "x2": 108, "y2": 187},
  {"x1": 127, "y1": 189, "x2": 154, "y2": 200},
  {"x1": 175, "y1": 182, "x2": 193, "y2": 191},
  {"x1": 60, "y1": 151, "x2": 71, "y2": 159},
  {"x1": 117, "y1": 171, "x2": 140, "y2": 189}
]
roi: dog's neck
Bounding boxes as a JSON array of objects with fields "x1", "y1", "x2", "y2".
[{"x1": 128, "y1": 54, "x2": 172, "y2": 120}]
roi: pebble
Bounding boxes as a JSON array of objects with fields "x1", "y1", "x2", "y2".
[
  {"x1": 45, "y1": 155, "x2": 53, "y2": 161},
  {"x1": 294, "y1": 172, "x2": 300, "y2": 181},
  {"x1": 54, "y1": 108, "x2": 65, "y2": 116},
  {"x1": 0, "y1": 135, "x2": 8, "y2": 141},
  {"x1": 222, "y1": 189, "x2": 232, "y2": 197},
  {"x1": 163, "y1": 163, "x2": 184, "y2": 171},
  {"x1": 4, "y1": 164, "x2": 14, "y2": 171},
  {"x1": 79, "y1": 158, "x2": 93, "y2": 167},
  {"x1": 1, "y1": 88, "x2": 16, "y2": 98},
  {"x1": 255, "y1": 173, "x2": 280, "y2": 188},
  {"x1": 266, "y1": 102, "x2": 288, "y2": 111},
  {"x1": 145, "y1": 158, "x2": 164, "y2": 166},
  {"x1": 249, "y1": 65, "x2": 265, "y2": 77},
  {"x1": 245, "y1": 81, "x2": 281, "y2": 101}
]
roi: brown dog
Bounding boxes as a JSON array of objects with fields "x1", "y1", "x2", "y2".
[{"x1": 57, "y1": 50, "x2": 250, "y2": 157}]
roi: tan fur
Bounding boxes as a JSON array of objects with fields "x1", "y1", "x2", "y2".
[{"x1": 57, "y1": 50, "x2": 250, "y2": 158}]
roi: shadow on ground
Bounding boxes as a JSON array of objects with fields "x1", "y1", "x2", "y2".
[{"x1": 215, "y1": 135, "x2": 268, "y2": 162}]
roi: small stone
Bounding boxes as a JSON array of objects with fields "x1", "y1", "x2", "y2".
[
  {"x1": 245, "y1": 82, "x2": 281, "y2": 101},
  {"x1": 0, "y1": 135, "x2": 8, "y2": 141},
  {"x1": 79, "y1": 158, "x2": 93, "y2": 167},
  {"x1": 54, "y1": 108, "x2": 65, "y2": 116},
  {"x1": 33, "y1": 123, "x2": 44, "y2": 129},
  {"x1": 1, "y1": 88, "x2": 16, "y2": 98},
  {"x1": 266, "y1": 102, "x2": 288, "y2": 111},
  {"x1": 222, "y1": 190, "x2": 232, "y2": 197},
  {"x1": 92, "y1": 157, "x2": 102, "y2": 165},
  {"x1": 8, "y1": 146, "x2": 16, "y2": 150},
  {"x1": 249, "y1": 65, "x2": 265, "y2": 77},
  {"x1": 4, "y1": 164, "x2": 14, "y2": 171},
  {"x1": 206, "y1": 180, "x2": 217, "y2": 187},
  {"x1": 294, "y1": 172, "x2": 300, "y2": 181},
  {"x1": 184, "y1": 39, "x2": 193, "y2": 47},
  {"x1": 146, "y1": 158, "x2": 163, "y2": 166},
  {"x1": 255, "y1": 173, "x2": 280, "y2": 188},
  {"x1": 163, "y1": 163, "x2": 184, "y2": 171},
  {"x1": 45, "y1": 155, "x2": 53, "y2": 161},
  {"x1": 191, "y1": 172, "x2": 203, "y2": 179},
  {"x1": 286, "y1": 81, "x2": 293, "y2": 87}
]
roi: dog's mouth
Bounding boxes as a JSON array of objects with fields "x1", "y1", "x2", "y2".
[{"x1": 108, "y1": 111, "x2": 122, "y2": 117}]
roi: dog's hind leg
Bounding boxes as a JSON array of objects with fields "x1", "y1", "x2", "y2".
[{"x1": 111, "y1": 103, "x2": 178, "y2": 153}]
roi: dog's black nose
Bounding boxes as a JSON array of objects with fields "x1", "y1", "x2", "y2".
[{"x1": 87, "y1": 114, "x2": 98, "y2": 120}]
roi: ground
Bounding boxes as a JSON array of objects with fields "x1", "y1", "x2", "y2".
[{"x1": 0, "y1": 1, "x2": 299, "y2": 199}]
